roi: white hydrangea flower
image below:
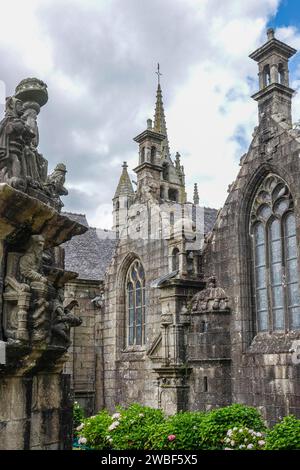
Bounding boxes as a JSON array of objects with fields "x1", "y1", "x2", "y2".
[
  {"x1": 76, "y1": 423, "x2": 84, "y2": 431},
  {"x1": 233, "y1": 427, "x2": 238, "y2": 431},
  {"x1": 256, "y1": 432, "x2": 262, "y2": 437},
  {"x1": 139, "y1": 413, "x2": 144, "y2": 417},
  {"x1": 239, "y1": 444, "x2": 245, "y2": 449},
  {"x1": 78, "y1": 436, "x2": 87, "y2": 445},
  {"x1": 239, "y1": 429, "x2": 244, "y2": 433},
  {"x1": 230, "y1": 440, "x2": 235, "y2": 446},
  {"x1": 227, "y1": 429, "x2": 233, "y2": 436},
  {"x1": 108, "y1": 420, "x2": 120, "y2": 431},
  {"x1": 247, "y1": 444, "x2": 254, "y2": 449},
  {"x1": 258, "y1": 440, "x2": 265, "y2": 446},
  {"x1": 224, "y1": 448, "x2": 233, "y2": 450},
  {"x1": 112, "y1": 412, "x2": 121, "y2": 420}
]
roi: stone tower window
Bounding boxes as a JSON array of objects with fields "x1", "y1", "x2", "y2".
[
  {"x1": 263, "y1": 64, "x2": 271, "y2": 87},
  {"x1": 140, "y1": 147, "x2": 145, "y2": 164},
  {"x1": 250, "y1": 174, "x2": 300, "y2": 332},
  {"x1": 278, "y1": 63, "x2": 285, "y2": 85},
  {"x1": 126, "y1": 260, "x2": 146, "y2": 345},
  {"x1": 150, "y1": 146, "x2": 156, "y2": 164},
  {"x1": 172, "y1": 247, "x2": 180, "y2": 271},
  {"x1": 168, "y1": 188, "x2": 178, "y2": 202}
]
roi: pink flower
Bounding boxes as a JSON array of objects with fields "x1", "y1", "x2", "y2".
[{"x1": 168, "y1": 434, "x2": 176, "y2": 442}]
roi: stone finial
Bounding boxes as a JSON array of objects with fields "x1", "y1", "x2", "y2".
[
  {"x1": 15, "y1": 77, "x2": 48, "y2": 107},
  {"x1": 267, "y1": 28, "x2": 275, "y2": 41},
  {"x1": 147, "y1": 118, "x2": 152, "y2": 129},
  {"x1": 193, "y1": 183, "x2": 199, "y2": 205}
]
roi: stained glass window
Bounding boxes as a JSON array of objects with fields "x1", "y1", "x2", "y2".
[
  {"x1": 250, "y1": 174, "x2": 300, "y2": 333},
  {"x1": 126, "y1": 260, "x2": 146, "y2": 345}
]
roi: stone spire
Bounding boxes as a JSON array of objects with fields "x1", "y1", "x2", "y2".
[
  {"x1": 193, "y1": 183, "x2": 199, "y2": 205},
  {"x1": 153, "y1": 66, "x2": 170, "y2": 158},
  {"x1": 113, "y1": 162, "x2": 134, "y2": 199}
]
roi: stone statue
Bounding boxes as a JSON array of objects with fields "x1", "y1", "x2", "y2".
[
  {"x1": 51, "y1": 290, "x2": 82, "y2": 346},
  {"x1": 44, "y1": 163, "x2": 68, "y2": 210},
  {"x1": 22, "y1": 101, "x2": 48, "y2": 185},
  {"x1": 0, "y1": 96, "x2": 34, "y2": 189}
]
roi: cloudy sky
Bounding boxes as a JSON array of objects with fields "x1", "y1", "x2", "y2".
[{"x1": 1, "y1": 0, "x2": 300, "y2": 228}]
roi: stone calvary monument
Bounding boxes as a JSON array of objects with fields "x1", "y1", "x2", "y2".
[{"x1": 0, "y1": 78, "x2": 87, "y2": 449}]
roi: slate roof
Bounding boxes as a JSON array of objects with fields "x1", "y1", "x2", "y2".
[
  {"x1": 62, "y1": 212, "x2": 117, "y2": 281},
  {"x1": 62, "y1": 207, "x2": 216, "y2": 281},
  {"x1": 204, "y1": 207, "x2": 218, "y2": 233}
]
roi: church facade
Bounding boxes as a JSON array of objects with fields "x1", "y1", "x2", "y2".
[{"x1": 68, "y1": 29, "x2": 300, "y2": 425}]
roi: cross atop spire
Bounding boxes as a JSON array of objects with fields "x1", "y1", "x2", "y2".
[{"x1": 156, "y1": 63, "x2": 162, "y2": 85}]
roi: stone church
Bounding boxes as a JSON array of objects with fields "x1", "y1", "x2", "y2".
[{"x1": 64, "y1": 28, "x2": 300, "y2": 425}]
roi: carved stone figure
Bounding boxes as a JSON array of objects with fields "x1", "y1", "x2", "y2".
[
  {"x1": 0, "y1": 96, "x2": 34, "y2": 189},
  {"x1": 19, "y1": 235, "x2": 49, "y2": 342},
  {"x1": 45, "y1": 163, "x2": 68, "y2": 210},
  {"x1": 51, "y1": 290, "x2": 82, "y2": 346},
  {"x1": 19, "y1": 235, "x2": 47, "y2": 285}
]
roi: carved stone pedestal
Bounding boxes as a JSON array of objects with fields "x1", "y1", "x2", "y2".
[{"x1": 0, "y1": 183, "x2": 86, "y2": 449}]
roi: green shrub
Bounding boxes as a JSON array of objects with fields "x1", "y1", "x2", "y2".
[
  {"x1": 223, "y1": 426, "x2": 266, "y2": 450},
  {"x1": 106, "y1": 403, "x2": 165, "y2": 450},
  {"x1": 265, "y1": 415, "x2": 300, "y2": 450},
  {"x1": 146, "y1": 411, "x2": 205, "y2": 450},
  {"x1": 73, "y1": 401, "x2": 85, "y2": 435},
  {"x1": 198, "y1": 404, "x2": 266, "y2": 450},
  {"x1": 79, "y1": 410, "x2": 112, "y2": 450}
]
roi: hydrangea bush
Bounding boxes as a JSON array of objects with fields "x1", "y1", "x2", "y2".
[
  {"x1": 197, "y1": 404, "x2": 266, "y2": 450},
  {"x1": 77, "y1": 409, "x2": 112, "y2": 450},
  {"x1": 146, "y1": 411, "x2": 205, "y2": 450},
  {"x1": 73, "y1": 401, "x2": 300, "y2": 450},
  {"x1": 265, "y1": 416, "x2": 300, "y2": 450},
  {"x1": 223, "y1": 426, "x2": 266, "y2": 450}
]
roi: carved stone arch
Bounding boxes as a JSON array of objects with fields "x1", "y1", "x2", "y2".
[
  {"x1": 115, "y1": 252, "x2": 146, "y2": 352},
  {"x1": 237, "y1": 163, "x2": 298, "y2": 348}
]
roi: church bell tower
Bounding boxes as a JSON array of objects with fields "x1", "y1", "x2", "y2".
[{"x1": 250, "y1": 28, "x2": 296, "y2": 125}]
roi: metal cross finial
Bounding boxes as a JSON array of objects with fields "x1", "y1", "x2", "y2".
[{"x1": 156, "y1": 63, "x2": 162, "y2": 84}]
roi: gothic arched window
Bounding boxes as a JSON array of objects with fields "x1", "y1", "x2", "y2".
[
  {"x1": 250, "y1": 174, "x2": 300, "y2": 332},
  {"x1": 126, "y1": 260, "x2": 146, "y2": 345}
]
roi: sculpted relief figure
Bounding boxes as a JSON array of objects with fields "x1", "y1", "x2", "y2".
[
  {"x1": 51, "y1": 290, "x2": 82, "y2": 347},
  {"x1": 19, "y1": 235, "x2": 49, "y2": 341},
  {"x1": 19, "y1": 235, "x2": 47, "y2": 285}
]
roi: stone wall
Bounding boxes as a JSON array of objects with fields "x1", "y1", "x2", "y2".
[
  {"x1": 103, "y1": 237, "x2": 170, "y2": 411},
  {"x1": 0, "y1": 373, "x2": 72, "y2": 450},
  {"x1": 64, "y1": 279, "x2": 103, "y2": 416},
  {"x1": 202, "y1": 116, "x2": 300, "y2": 424}
]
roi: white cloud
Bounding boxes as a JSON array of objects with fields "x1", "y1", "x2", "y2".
[{"x1": 1, "y1": 0, "x2": 300, "y2": 228}]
